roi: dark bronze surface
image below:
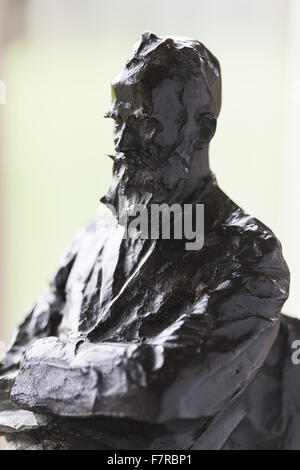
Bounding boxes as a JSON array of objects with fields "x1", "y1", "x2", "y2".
[{"x1": 0, "y1": 32, "x2": 298, "y2": 450}]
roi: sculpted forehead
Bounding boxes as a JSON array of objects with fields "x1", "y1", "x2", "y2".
[
  {"x1": 110, "y1": 63, "x2": 151, "y2": 115},
  {"x1": 112, "y1": 59, "x2": 144, "y2": 88},
  {"x1": 111, "y1": 62, "x2": 213, "y2": 118}
]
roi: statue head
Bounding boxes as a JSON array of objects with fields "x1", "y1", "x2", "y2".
[{"x1": 104, "y1": 32, "x2": 221, "y2": 213}]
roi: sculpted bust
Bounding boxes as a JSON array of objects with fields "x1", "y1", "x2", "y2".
[{"x1": 0, "y1": 32, "x2": 299, "y2": 450}]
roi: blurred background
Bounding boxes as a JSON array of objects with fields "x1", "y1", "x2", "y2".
[{"x1": 0, "y1": 0, "x2": 299, "y2": 446}]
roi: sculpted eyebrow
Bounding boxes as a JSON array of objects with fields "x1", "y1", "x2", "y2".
[{"x1": 105, "y1": 109, "x2": 122, "y2": 120}]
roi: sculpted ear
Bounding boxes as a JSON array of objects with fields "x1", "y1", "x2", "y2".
[{"x1": 196, "y1": 113, "x2": 217, "y2": 147}]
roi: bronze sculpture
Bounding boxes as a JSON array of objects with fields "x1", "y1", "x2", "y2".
[{"x1": 0, "y1": 32, "x2": 299, "y2": 450}]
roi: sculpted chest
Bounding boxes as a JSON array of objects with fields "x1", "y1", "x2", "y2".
[{"x1": 59, "y1": 218, "x2": 240, "y2": 343}]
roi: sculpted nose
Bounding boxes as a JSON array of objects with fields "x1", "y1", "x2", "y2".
[{"x1": 115, "y1": 124, "x2": 137, "y2": 152}]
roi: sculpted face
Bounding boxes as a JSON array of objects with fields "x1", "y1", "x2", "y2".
[{"x1": 103, "y1": 33, "x2": 221, "y2": 214}]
